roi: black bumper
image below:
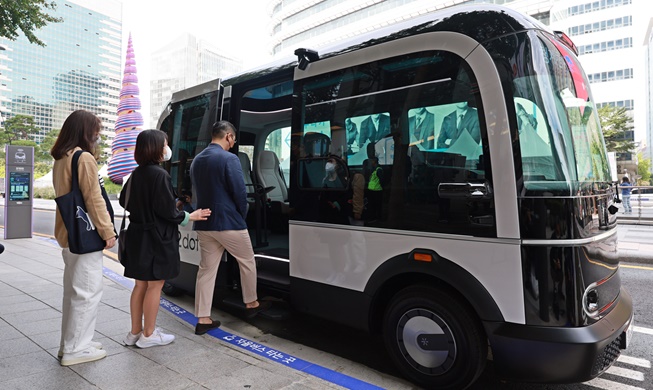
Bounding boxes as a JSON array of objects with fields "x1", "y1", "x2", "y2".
[{"x1": 485, "y1": 287, "x2": 633, "y2": 384}]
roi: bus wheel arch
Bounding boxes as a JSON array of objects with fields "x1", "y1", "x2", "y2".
[
  {"x1": 382, "y1": 284, "x2": 488, "y2": 389},
  {"x1": 365, "y1": 252, "x2": 504, "y2": 335}
]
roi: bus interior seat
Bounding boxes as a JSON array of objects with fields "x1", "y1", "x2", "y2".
[{"x1": 256, "y1": 150, "x2": 289, "y2": 209}]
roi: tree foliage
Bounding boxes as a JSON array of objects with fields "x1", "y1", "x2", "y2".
[
  {"x1": 0, "y1": 114, "x2": 41, "y2": 144},
  {"x1": 637, "y1": 153, "x2": 651, "y2": 184},
  {"x1": 0, "y1": 0, "x2": 62, "y2": 46},
  {"x1": 598, "y1": 105, "x2": 636, "y2": 153},
  {"x1": 37, "y1": 128, "x2": 59, "y2": 163}
]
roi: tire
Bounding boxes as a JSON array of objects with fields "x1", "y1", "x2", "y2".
[{"x1": 383, "y1": 285, "x2": 487, "y2": 389}]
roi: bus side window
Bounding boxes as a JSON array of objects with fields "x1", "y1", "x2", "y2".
[{"x1": 297, "y1": 50, "x2": 494, "y2": 237}]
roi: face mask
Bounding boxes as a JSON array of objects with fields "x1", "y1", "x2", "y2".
[
  {"x1": 325, "y1": 162, "x2": 335, "y2": 172},
  {"x1": 163, "y1": 145, "x2": 172, "y2": 161}
]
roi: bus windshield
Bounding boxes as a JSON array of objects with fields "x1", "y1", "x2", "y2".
[{"x1": 511, "y1": 32, "x2": 611, "y2": 194}]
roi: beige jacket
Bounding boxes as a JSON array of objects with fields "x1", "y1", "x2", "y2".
[
  {"x1": 52, "y1": 147, "x2": 115, "y2": 248},
  {"x1": 351, "y1": 172, "x2": 365, "y2": 219}
]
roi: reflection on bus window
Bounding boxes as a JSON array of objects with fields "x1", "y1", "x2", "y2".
[
  {"x1": 435, "y1": 102, "x2": 481, "y2": 151},
  {"x1": 345, "y1": 112, "x2": 391, "y2": 165},
  {"x1": 514, "y1": 98, "x2": 558, "y2": 182},
  {"x1": 408, "y1": 103, "x2": 482, "y2": 161}
]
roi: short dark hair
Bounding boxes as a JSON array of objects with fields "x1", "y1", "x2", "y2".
[
  {"x1": 211, "y1": 120, "x2": 236, "y2": 139},
  {"x1": 134, "y1": 129, "x2": 167, "y2": 166},
  {"x1": 50, "y1": 110, "x2": 101, "y2": 160},
  {"x1": 622, "y1": 176, "x2": 630, "y2": 183}
]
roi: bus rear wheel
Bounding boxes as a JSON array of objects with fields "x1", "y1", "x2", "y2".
[{"x1": 383, "y1": 286, "x2": 487, "y2": 389}]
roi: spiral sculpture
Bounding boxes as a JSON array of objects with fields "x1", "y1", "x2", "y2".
[{"x1": 107, "y1": 33, "x2": 142, "y2": 184}]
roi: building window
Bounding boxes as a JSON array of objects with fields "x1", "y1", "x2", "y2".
[
  {"x1": 578, "y1": 37, "x2": 632, "y2": 55},
  {"x1": 568, "y1": 16, "x2": 631, "y2": 36},
  {"x1": 568, "y1": 0, "x2": 631, "y2": 16}
]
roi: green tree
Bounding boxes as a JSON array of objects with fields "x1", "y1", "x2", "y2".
[
  {"x1": 97, "y1": 133, "x2": 110, "y2": 165},
  {"x1": 637, "y1": 153, "x2": 651, "y2": 184},
  {"x1": 598, "y1": 105, "x2": 636, "y2": 153},
  {"x1": 0, "y1": 0, "x2": 62, "y2": 46},
  {"x1": 0, "y1": 115, "x2": 41, "y2": 144},
  {"x1": 36, "y1": 128, "x2": 58, "y2": 163}
]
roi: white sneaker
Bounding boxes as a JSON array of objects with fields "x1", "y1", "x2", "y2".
[
  {"x1": 58, "y1": 341, "x2": 103, "y2": 358},
  {"x1": 123, "y1": 331, "x2": 142, "y2": 346},
  {"x1": 135, "y1": 328, "x2": 175, "y2": 348},
  {"x1": 60, "y1": 346, "x2": 107, "y2": 366}
]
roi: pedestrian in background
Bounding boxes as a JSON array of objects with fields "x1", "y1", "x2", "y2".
[
  {"x1": 51, "y1": 110, "x2": 116, "y2": 366},
  {"x1": 621, "y1": 176, "x2": 633, "y2": 214},
  {"x1": 120, "y1": 129, "x2": 210, "y2": 348},
  {"x1": 191, "y1": 121, "x2": 271, "y2": 335}
]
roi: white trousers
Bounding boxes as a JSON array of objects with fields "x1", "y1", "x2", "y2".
[{"x1": 60, "y1": 248, "x2": 104, "y2": 354}]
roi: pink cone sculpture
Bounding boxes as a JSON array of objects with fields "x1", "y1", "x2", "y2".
[{"x1": 108, "y1": 33, "x2": 143, "y2": 184}]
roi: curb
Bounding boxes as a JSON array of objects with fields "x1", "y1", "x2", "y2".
[{"x1": 618, "y1": 250, "x2": 653, "y2": 266}]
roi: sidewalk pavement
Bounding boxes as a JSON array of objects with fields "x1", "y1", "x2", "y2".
[{"x1": 0, "y1": 232, "x2": 410, "y2": 390}]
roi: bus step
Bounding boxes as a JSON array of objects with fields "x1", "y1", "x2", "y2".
[{"x1": 221, "y1": 295, "x2": 289, "y2": 320}]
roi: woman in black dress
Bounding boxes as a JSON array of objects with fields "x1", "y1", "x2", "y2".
[{"x1": 119, "y1": 129, "x2": 210, "y2": 348}]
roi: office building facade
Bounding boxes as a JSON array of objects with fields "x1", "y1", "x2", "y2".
[
  {"x1": 0, "y1": 0, "x2": 122, "y2": 145},
  {"x1": 549, "y1": 0, "x2": 650, "y2": 168},
  {"x1": 268, "y1": 0, "x2": 652, "y2": 172},
  {"x1": 149, "y1": 33, "x2": 243, "y2": 127}
]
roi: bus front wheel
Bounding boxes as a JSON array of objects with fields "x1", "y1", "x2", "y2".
[{"x1": 383, "y1": 285, "x2": 487, "y2": 389}]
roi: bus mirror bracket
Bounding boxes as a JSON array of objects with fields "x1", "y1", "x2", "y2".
[{"x1": 295, "y1": 48, "x2": 320, "y2": 71}]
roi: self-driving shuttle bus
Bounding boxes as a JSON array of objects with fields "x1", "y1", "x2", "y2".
[{"x1": 157, "y1": 5, "x2": 633, "y2": 389}]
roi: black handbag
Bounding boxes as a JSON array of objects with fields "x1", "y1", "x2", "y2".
[
  {"x1": 55, "y1": 150, "x2": 114, "y2": 254},
  {"x1": 118, "y1": 177, "x2": 132, "y2": 264}
]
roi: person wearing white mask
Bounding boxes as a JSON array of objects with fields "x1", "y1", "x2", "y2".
[{"x1": 119, "y1": 129, "x2": 211, "y2": 348}]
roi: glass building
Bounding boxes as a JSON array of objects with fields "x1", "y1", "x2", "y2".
[
  {"x1": 268, "y1": 0, "x2": 653, "y2": 173},
  {"x1": 149, "y1": 33, "x2": 242, "y2": 128},
  {"x1": 0, "y1": 0, "x2": 122, "y2": 145},
  {"x1": 268, "y1": 0, "x2": 552, "y2": 57}
]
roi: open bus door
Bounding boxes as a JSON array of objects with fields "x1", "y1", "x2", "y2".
[{"x1": 157, "y1": 79, "x2": 225, "y2": 295}]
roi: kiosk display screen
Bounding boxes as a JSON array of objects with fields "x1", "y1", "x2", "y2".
[{"x1": 9, "y1": 172, "x2": 31, "y2": 201}]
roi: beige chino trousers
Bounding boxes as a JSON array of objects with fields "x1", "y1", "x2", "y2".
[{"x1": 195, "y1": 230, "x2": 258, "y2": 318}]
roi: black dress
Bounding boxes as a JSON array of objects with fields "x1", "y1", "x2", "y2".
[{"x1": 119, "y1": 164, "x2": 186, "y2": 281}]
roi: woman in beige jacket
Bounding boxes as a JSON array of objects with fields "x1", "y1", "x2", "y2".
[{"x1": 51, "y1": 110, "x2": 116, "y2": 366}]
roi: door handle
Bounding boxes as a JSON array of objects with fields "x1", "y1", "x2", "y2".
[{"x1": 438, "y1": 182, "x2": 492, "y2": 199}]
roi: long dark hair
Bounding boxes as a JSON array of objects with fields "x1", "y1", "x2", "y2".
[
  {"x1": 50, "y1": 110, "x2": 101, "y2": 160},
  {"x1": 134, "y1": 129, "x2": 167, "y2": 166}
]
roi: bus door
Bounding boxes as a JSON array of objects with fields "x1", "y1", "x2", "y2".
[
  {"x1": 227, "y1": 74, "x2": 294, "y2": 296},
  {"x1": 159, "y1": 81, "x2": 223, "y2": 291}
]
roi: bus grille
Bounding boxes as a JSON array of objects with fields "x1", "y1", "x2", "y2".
[{"x1": 591, "y1": 335, "x2": 622, "y2": 376}]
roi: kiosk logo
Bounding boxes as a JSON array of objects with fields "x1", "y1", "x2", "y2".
[{"x1": 14, "y1": 149, "x2": 26, "y2": 163}]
